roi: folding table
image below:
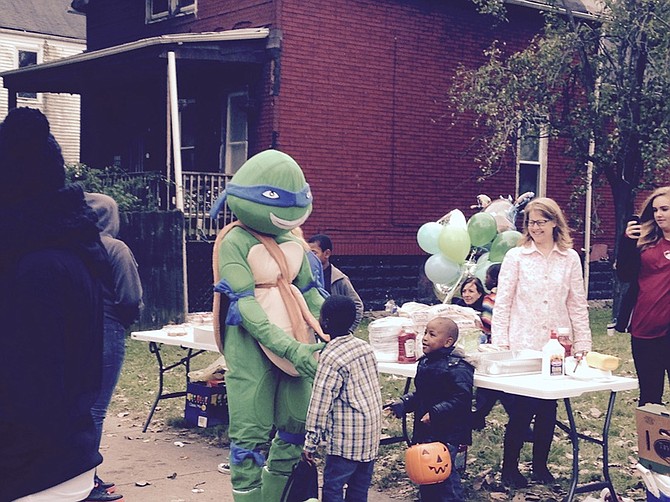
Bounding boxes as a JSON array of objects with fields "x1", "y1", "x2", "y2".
[
  {"x1": 131, "y1": 327, "x2": 219, "y2": 432},
  {"x1": 377, "y1": 359, "x2": 638, "y2": 502}
]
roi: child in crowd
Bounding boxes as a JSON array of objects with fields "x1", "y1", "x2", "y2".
[
  {"x1": 390, "y1": 317, "x2": 474, "y2": 501},
  {"x1": 303, "y1": 295, "x2": 382, "y2": 501}
]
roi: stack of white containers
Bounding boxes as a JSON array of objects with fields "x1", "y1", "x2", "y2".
[{"x1": 368, "y1": 316, "x2": 408, "y2": 362}]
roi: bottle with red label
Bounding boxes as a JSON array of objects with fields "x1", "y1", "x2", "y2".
[
  {"x1": 556, "y1": 327, "x2": 572, "y2": 357},
  {"x1": 397, "y1": 326, "x2": 417, "y2": 363}
]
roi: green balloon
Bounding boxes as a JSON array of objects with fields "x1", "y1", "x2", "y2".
[
  {"x1": 438, "y1": 224, "x2": 471, "y2": 264},
  {"x1": 467, "y1": 212, "x2": 498, "y2": 247},
  {"x1": 474, "y1": 256, "x2": 492, "y2": 283},
  {"x1": 489, "y1": 230, "x2": 523, "y2": 262}
]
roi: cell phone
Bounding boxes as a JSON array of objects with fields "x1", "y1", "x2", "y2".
[{"x1": 630, "y1": 215, "x2": 640, "y2": 224}]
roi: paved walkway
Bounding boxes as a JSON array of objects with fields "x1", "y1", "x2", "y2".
[{"x1": 98, "y1": 414, "x2": 401, "y2": 501}]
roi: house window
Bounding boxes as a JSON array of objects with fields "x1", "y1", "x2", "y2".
[
  {"x1": 223, "y1": 92, "x2": 248, "y2": 175},
  {"x1": 179, "y1": 99, "x2": 196, "y2": 171},
  {"x1": 146, "y1": 0, "x2": 195, "y2": 22},
  {"x1": 17, "y1": 50, "x2": 38, "y2": 99},
  {"x1": 517, "y1": 123, "x2": 547, "y2": 198}
]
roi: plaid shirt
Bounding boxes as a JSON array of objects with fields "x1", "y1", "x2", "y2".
[{"x1": 304, "y1": 334, "x2": 382, "y2": 462}]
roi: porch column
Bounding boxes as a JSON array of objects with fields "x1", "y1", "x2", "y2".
[
  {"x1": 7, "y1": 89, "x2": 17, "y2": 110},
  {"x1": 167, "y1": 51, "x2": 184, "y2": 211},
  {"x1": 167, "y1": 51, "x2": 188, "y2": 314}
]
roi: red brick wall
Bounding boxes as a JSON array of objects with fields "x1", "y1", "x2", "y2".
[
  {"x1": 276, "y1": 0, "x2": 565, "y2": 255},
  {"x1": 84, "y1": 0, "x2": 607, "y2": 257}
]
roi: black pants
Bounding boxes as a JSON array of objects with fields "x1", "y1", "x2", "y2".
[
  {"x1": 503, "y1": 396, "x2": 557, "y2": 471},
  {"x1": 631, "y1": 335, "x2": 670, "y2": 406}
]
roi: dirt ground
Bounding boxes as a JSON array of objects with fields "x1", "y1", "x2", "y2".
[{"x1": 98, "y1": 413, "x2": 404, "y2": 501}]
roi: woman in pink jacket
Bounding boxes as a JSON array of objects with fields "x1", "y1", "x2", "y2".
[{"x1": 491, "y1": 197, "x2": 592, "y2": 489}]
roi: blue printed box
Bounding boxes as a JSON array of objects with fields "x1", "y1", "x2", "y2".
[{"x1": 184, "y1": 380, "x2": 228, "y2": 428}]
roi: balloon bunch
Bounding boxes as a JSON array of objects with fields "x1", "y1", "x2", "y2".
[{"x1": 417, "y1": 194, "x2": 532, "y2": 302}]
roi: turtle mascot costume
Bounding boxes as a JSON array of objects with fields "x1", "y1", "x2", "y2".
[{"x1": 209, "y1": 149, "x2": 327, "y2": 500}]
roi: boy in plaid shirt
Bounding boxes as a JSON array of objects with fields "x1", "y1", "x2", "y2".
[{"x1": 303, "y1": 295, "x2": 382, "y2": 501}]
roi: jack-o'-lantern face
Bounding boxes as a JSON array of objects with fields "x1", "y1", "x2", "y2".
[{"x1": 405, "y1": 441, "x2": 452, "y2": 485}]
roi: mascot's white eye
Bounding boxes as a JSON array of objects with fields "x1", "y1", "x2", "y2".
[{"x1": 262, "y1": 190, "x2": 280, "y2": 200}]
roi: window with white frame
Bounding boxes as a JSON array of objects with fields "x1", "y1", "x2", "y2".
[
  {"x1": 517, "y1": 123, "x2": 547, "y2": 198},
  {"x1": 223, "y1": 92, "x2": 248, "y2": 175},
  {"x1": 17, "y1": 49, "x2": 39, "y2": 99},
  {"x1": 146, "y1": 0, "x2": 195, "y2": 22},
  {"x1": 178, "y1": 98, "x2": 196, "y2": 171}
]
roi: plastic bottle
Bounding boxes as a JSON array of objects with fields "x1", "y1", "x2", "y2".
[
  {"x1": 556, "y1": 327, "x2": 572, "y2": 357},
  {"x1": 397, "y1": 326, "x2": 417, "y2": 363},
  {"x1": 542, "y1": 331, "x2": 565, "y2": 377}
]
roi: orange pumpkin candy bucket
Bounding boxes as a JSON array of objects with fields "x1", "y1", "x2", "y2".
[{"x1": 405, "y1": 441, "x2": 452, "y2": 485}]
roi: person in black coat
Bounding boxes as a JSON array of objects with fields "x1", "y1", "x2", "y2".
[
  {"x1": 390, "y1": 317, "x2": 474, "y2": 501},
  {"x1": 0, "y1": 108, "x2": 113, "y2": 502}
]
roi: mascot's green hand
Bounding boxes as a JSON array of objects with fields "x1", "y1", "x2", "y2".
[{"x1": 286, "y1": 342, "x2": 326, "y2": 379}]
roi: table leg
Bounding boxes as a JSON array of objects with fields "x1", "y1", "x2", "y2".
[
  {"x1": 141, "y1": 343, "x2": 206, "y2": 433},
  {"x1": 380, "y1": 376, "x2": 414, "y2": 446},
  {"x1": 558, "y1": 392, "x2": 620, "y2": 502}
]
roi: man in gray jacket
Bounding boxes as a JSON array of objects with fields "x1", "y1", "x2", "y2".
[{"x1": 308, "y1": 234, "x2": 364, "y2": 331}]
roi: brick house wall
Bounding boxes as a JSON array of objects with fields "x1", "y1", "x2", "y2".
[{"x1": 80, "y1": 0, "x2": 615, "y2": 309}]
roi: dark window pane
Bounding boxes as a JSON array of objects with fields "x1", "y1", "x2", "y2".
[
  {"x1": 519, "y1": 163, "x2": 539, "y2": 196},
  {"x1": 520, "y1": 135, "x2": 539, "y2": 162},
  {"x1": 18, "y1": 50, "x2": 37, "y2": 99},
  {"x1": 151, "y1": 0, "x2": 169, "y2": 15}
]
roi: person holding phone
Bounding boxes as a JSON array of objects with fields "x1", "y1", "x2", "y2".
[{"x1": 615, "y1": 186, "x2": 670, "y2": 405}]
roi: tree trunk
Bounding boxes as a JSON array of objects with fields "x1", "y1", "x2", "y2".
[{"x1": 610, "y1": 178, "x2": 636, "y2": 322}]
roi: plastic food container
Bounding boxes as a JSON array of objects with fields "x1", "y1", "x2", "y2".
[{"x1": 474, "y1": 350, "x2": 542, "y2": 376}]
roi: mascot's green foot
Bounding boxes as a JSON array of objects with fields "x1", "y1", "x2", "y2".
[
  {"x1": 261, "y1": 467, "x2": 289, "y2": 502},
  {"x1": 232, "y1": 487, "x2": 262, "y2": 502}
]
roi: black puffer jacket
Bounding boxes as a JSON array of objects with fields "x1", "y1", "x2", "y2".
[
  {"x1": 614, "y1": 236, "x2": 641, "y2": 332},
  {"x1": 401, "y1": 346, "x2": 474, "y2": 447},
  {"x1": 0, "y1": 185, "x2": 110, "y2": 501}
]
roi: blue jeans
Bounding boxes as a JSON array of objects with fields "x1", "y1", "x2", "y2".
[
  {"x1": 418, "y1": 444, "x2": 464, "y2": 502},
  {"x1": 322, "y1": 455, "x2": 374, "y2": 502},
  {"x1": 90, "y1": 318, "x2": 126, "y2": 450}
]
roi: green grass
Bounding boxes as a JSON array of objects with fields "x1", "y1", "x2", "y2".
[{"x1": 114, "y1": 306, "x2": 658, "y2": 500}]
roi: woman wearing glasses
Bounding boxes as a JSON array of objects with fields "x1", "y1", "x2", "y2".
[{"x1": 491, "y1": 197, "x2": 592, "y2": 489}]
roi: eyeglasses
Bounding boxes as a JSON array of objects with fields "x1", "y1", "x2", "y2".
[{"x1": 528, "y1": 219, "x2": 550, "y2": 228}]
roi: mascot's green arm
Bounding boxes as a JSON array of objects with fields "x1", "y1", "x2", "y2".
[{"x1": 218, "y1": 228, "x2": 323, "y2": 375}]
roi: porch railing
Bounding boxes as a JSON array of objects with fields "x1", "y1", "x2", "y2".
[
  {"x1": 182, "y1": 171, "x2": 234, "y2": 241},
  {"x1": 99, "y1": 171, "x2": 235, "y2": 241}
]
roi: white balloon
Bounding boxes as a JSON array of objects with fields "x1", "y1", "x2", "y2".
[{"x1": 448, "y1": 209, "x2": 468, "y2": 230}]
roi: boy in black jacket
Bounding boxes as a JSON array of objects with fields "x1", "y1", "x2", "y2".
[{"x1": 390, "y1": 316, "x2": 474, "y2": 501}]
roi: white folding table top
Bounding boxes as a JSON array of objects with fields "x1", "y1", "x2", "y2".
[
  {"x1": 131, "y1": 327, "x2": 219, "y2": 353},
  {"x1": 377, "y1": 359, "x2": 638, "y2": 400}
]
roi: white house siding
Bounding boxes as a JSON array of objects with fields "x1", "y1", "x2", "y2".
[{"x1": 0, "y1": 30, "x2": 85, "y2": 163}]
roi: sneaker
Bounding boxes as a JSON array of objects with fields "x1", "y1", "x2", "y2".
[
  {"x1": 94, "y1": 474, "x2": 116, "y2": 493},
  {"x1": 217, "y1": 461, "x2": 231, "y2": 474},
  {"x1": 83, "y1": 485, "x2": 124, "y2": 502}
]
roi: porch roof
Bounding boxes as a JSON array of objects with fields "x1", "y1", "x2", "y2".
[
  {"x1": 0, "y1": 28, "x2": 271, "y2": 94},
  {"x1": 505, "y1": 0, "x2": 604, "y2": 19}
]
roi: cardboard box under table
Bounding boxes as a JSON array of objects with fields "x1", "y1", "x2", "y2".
[
  {"x1": 185, "y1": 380, "x2": 228, "y2": 428},
  {"x1": 638, "y1": 404, "x2": 670, "y2": 475}
]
